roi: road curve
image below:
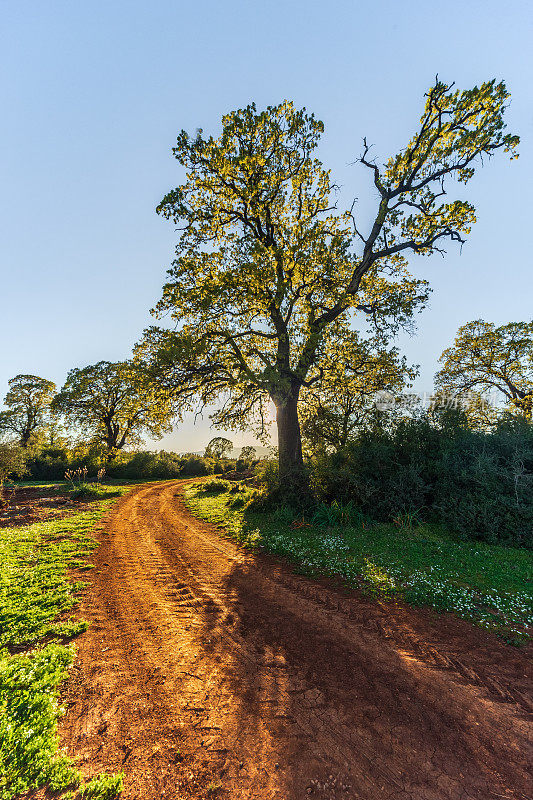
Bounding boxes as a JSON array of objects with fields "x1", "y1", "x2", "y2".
[{"x1": 59, "y1": 481, "x2": 533, "y2": 800}]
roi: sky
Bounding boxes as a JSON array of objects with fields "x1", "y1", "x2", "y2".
[{"x1": 1, "y1": 0, "x2": 532, "y2": 453}]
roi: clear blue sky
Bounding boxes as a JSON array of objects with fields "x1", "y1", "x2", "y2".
[{"x1": 1, "y1": 0, "x2": 532, "y2": 452}]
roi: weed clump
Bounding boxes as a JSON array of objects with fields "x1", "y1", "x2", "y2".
[
  {"x1": 70, "y1": 484, "x2": 120, "y2": 501},
  {"x1": 201, "y1": 478, "x2": 232, "y2": 494}
]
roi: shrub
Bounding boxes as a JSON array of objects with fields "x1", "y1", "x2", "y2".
[
  {"x1": 201, "y1": 478, "x2": 231, "y2": 494},
  {"x1": 310, "y1": 414, "x2": 533, "y2": 548},
  {"x1": 179, "y1": 455, "x2": 214, "y2": 476},
  {"x1": 271, "y1": 505, "x2": 297, "y2": 524},
  {"x1": 107, "y1": 451, "x2": 215, "y2": 480},
  {"x1": 229, "y1": 495, "x2": 246, "y2": 508},
  {"x1": 311, "y1": 500, "x2": 366, "y2": 528},
  {"x1": 253, "y1": 459, "x2": 279, "y2": 491}
]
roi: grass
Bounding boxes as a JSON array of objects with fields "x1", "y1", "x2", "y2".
[
  {"x1": 184, "y1": 483, "x2": 533, "y2": 645},
  {"x1": 0, "y1": 489, "x2": 128, "y2": 800},
  {"x1": 80, "y1": 772, "x2": 125, "y2": 799}
]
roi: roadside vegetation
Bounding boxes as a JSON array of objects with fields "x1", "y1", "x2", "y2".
[
  {"x1": 0, "y1": 487, "x2": 126, "y2": 800},
  {"x1": 184, "y1": 479, "x2": 533, "y2": 646}
]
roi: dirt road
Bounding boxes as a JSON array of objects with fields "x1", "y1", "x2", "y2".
[{"x1": 59, "y1": 481, "x2": 532, "y2": 800}]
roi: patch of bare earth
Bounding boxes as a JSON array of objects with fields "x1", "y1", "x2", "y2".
[
  {"x1": 0, "y1": 486, "x2": 94, "y2": 528},
  {"x1": 51, "y1": 482, "x2": 531, "y2": 799}
]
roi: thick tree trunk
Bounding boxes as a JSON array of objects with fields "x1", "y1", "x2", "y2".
[{"x1": 274, "y1": 391, "x2": 309, "y2": 499}]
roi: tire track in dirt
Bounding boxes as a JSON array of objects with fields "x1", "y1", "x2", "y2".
[{"x1": 57, "y1": 481, "x2": 532, "y2": 800}]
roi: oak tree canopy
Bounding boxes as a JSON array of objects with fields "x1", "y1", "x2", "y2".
[
  {"x1": 299, "y1": 332, "x2": 416, "y2": 454},
  {"x1": 138, "y1": 78, "x2": 518, "y2": 493},
  {"x1": 204, "y1": 436, "x2": 233, "y2": 459},
  {"x1": 436, "y1": 320, "x2": 533, "y2": 421},
  {"x1": 0, "y1": 374, "x2": 56, "y2": 448}
]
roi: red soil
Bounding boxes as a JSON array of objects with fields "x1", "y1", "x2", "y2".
[{"x1": 0, "y1": 486, "x2": 91, "y2": 528}]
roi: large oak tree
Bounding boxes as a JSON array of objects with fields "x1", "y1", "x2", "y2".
[{"x1": 139, "y1": 79, "x2": 518, "y2": 492}]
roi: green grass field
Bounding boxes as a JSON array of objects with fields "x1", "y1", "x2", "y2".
[
  {"x1": 184, "y1": 482, "x2": 533, "y2": 645},
  {"x1": 0, "y1": 487, "x2": 126, "y2": 800}
]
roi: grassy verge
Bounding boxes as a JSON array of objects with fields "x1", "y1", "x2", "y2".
[
  {"x1": 184, "y1": 482, "x2": 533, "y2": 646},
  {"x1": 0, "y1": 487, "x2": 126, "y2": 800}
]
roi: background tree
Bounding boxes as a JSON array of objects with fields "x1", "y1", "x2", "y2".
[
  {"x1": 239, "y1": 445, "x2": 256, "y2": 461},
  {"x1": 204, "y1": 436, "x2": 233, "y2": 459},
  {"x1": 299, "y1": 331, "x2": 416, "y2": 453},
  {"x1": 0, "y1": 440, "x2": 27, "y2": 494},
  {"x1": 429, "y1": 387, "x2": 499, "y2": 430},
  {"x1": 139, "y1": 79, "x2": 518, "y2": 494},
  {"x1": 435, "y1": 320, "x2": 533, "y2": 421},
  {"x1": 0, "y1": 374, "x2": 56, "y2": 448},
  {"x1": 52, "y1": 361, "x2": 174, "y2": 462}
]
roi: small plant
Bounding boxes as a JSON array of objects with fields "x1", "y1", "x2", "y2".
[
  {"x1": 65, "y1": 466, "x2": 88, "y2": 490},
  {"x1": 311, "y1": 500, "x2": 365, "y2": 528},
  {"x1": 229, "y1": 495, "x2": 246, "y2": 508},
  {"x1": 81, "y1": 772, "x2": 124, "y2": 799},
  {"x1": 228, "y1": 482, "x2": 247, "y2": 494},
  {"x1": 291, "y1": 516, "x2": 310, "y2": 529},
  {"x1": 206, "y1": 780, "x2": 222, "y2": 795},
  {"x1": 96, "y1": 467, "x2": 106, "y2": 484},
  {"x1": 393, "y1": 507, "x2": 423, "y2": 530},
  {"x1": 271, "y1": 505, "x2": 297, "y2": 524}
]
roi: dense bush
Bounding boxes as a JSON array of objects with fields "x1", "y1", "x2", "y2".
[
  {"x1": 24, "y1": 447, "x2": 226, "y2": 481},
  {"x1": 107, "y1": 451, "x2": 220, "y2": 480},
  {"x1": 0, "y1": 441, "x2": 28, "y2": 483},
  {"x1": 310, "y1": 413, "x2": 533, "y2": 548},
  {"x1": 27, "y1": 446, "x2": 101, "y2": 481}
]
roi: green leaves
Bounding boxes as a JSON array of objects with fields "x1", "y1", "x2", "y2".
[
  {"x1": 0, "y1": 443, "x2": 27, "y2": 484},
  {"x1": 142, "y1": 78, "x2": 519, "y2": 462},
  {"x1": 204, "y1": 437, "x2": 233, "y2": 459},
  {"x1": 53, "y1": 360, "x2": 174, "y2": 458},
  {"x1": 0, "y1": 644, "x2": 79, "y2": 800},
  {"x1": 436, "y1": 320, "x2": 533, "y2": 421},
  {"x1": 385, "y1": 80, "x2": 518, "y2": 191},
  {"x1": 0, "y1": 511, "x2": 100, "y2": 648},
  {"x1": 299, "y1": 330, "x2": 417, "y2": 453},
  {"x1": 359, "y1": 78, "x2": 519, "y2": 267},
  {"x1": 0, "y1": 375, "x2": 56, "y2": 449}
]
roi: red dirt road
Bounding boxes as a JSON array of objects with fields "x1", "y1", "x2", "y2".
[{"x1": 60, "y1": 481, "x2": 532, "y2": 800}]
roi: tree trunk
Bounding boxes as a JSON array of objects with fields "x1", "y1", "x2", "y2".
[{"x1": 274, "y1": 391, "x2": 309, "y2": 499}]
